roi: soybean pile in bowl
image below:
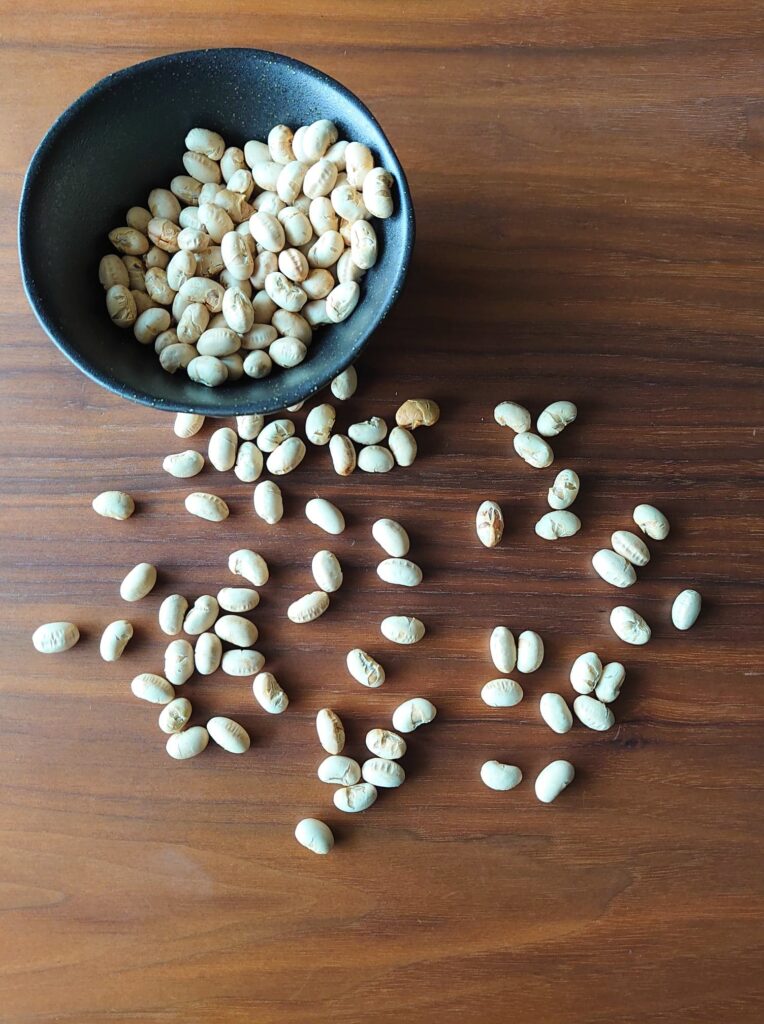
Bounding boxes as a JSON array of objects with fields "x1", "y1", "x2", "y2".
[{"x1": 18, "y1": 48, "x2": 415, "y2": 416}]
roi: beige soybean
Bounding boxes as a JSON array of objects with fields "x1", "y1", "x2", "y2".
[
  {"x1": 92, "y1": 489, "x2": 135, "y2": 521},
  {"x1": 278, "y1": 247, "x2": 309, "y2": 284},
  {"x1": 277, "y1": 160, "x2": 308, "y2": 203},
  {"x1": 178, "y1": 206, "x2": 201, "y2": 228},
  {"x1": 570, "y1": 652, "x2": 602, "y2": 694},
  {"x1": 494, "y1": 401, "x2": 531, "y2": 432},
  {"x1": 392, "y1": 697, "x2": 436, "y2": 733},
  {"x1": 220, "y1": 353, "x2": 244, "y2": 381},
  {"x1": 109, "y1": 226, "x2": 149, "y2": 255},
  {"x1": 171, "y1": 174, "x2": 203, "y2": 205},
  {"x1": 187, "y1": 356, "x2": 229, "y2": 387},
  {"x1": 214, "y1": 614, "x2": 258, "y2": 648},
  {"x1": 329, "y1": 181, "x2": 364, "y2": 223},
  {"x1": 208, "y1": 427, "x2": 238, "y2": 471},
  {"x1": 372, "y1": 518, "x2": 409, "y2": 557},
  {"x1": 254, "y1": 480, "x2": 283, "y2": 524},
  {"x1": 166, "y1": 726, "x2": 209, "y2": 760},
  {"x1": 377, "y1": 557, "x2": 422, "y2": 588},
  {"x1": 535, "y1": 760, "x2": 575, "y2": 803},
  {"x1": 347, "y1": 648, "x2": 385, "y2": 688},
  {"x1": 234, "y1": 415, "x2": 263, "y2": 441},
  {"x1": 331, "y1": 365, "x2": 358, "y2": 400},
  {"x1": 134, "y1": 307, "x2": 171, "y2": 345},
  {"x1": 251, "y1": 159, "x2": 282, "y2": 192},
  {"x1": 145, "y1": 246, "x2": 170, "y2": 270},
  {"x1": 288, "y1": 591, "x2": 330, "y2": 624},
  {"x1": 336, "y1": 249, "x2": 365, "y2": 284},
  {"x1": 167, "y1": 251, "x2": 197, "y2": 292},
  {"x1": 326, "y1": 281, "x2": 360, "y2": 322},
  {"x1": 345, "y1": 141, "x2": 373, "y2": 188},
  {"x1": 595, "y1": 662, "x2": 626, "y2": 703},
  {"x1": 122, "y1": 254, "x2": 147, "y2": 289},
  {"x1": 266, "y1": 436, "x2": 306, "y2": 475},
  {"x1": 257, "y1": 418, "x2": 295, "y2": 452},
  {"x1": 349, "y1": 219, "x2": 377, "y2": 269},
  {"x1": 158, "y1": 594, "x2": 188, "y2": 636},
  {"x1": 158, "y1": 697, "x2": 193, "y2": 735},
  {"x1": 164, "y1": 638, "x2": 194, "y2": 685},
  {"x1": 222, "y1": 649, "x2": 265, "y2": 676},
  {"x1": 490, "y1": 626, "x2": 516, "y2": 674},
  {"x1": 147, "y1": 217, "x2": 181, "y2": 254},
  {"x1": 184, "y1": 491, "x2": 229, "y2": 522},
  {"x1": 610, "y1": 605, "x2": 652, "y2": 645},
  {"x1": 180, "y1": 276, "x2": 225, "y2": 311},
  {"x1": 183, "y1": 595, "x2": 219, "y2": 635},
  {"x1": 131, "y1": 291, "x2": 155, "y2": 315},
  {"x1": 303, "y1": 119, "x2": 338, "y2": 161},
  {"x1": 633, "y1": 503, "x2": 670, "y2": 540},
  {"x1": 160, "y1": 343, "x2": 196, "y2": 374},
  {"x1": 244, "y1": 139, "x2": 270, "y2": 168},
  {"x1": 99, "y1": 619, "x2": 133, "y2": 662},
  {"x1": 381, "y1": 616, "x2": 425, "y2": 646},
  {"x1": 362, "y1": 167, "x2": 394, "y2": 219},
  {"x1": 228, "y1": 549, "x2": 269, "y2": 587},
  {"x1": 279, "y1": 206, "x2": 313, "y2": 246},
  {"x1": 349, "y1": 416, "x2": 387, "y2": 446},
  {"x1": 177, "y1": 226, "x2": 211, "y2": 253},
  {"x1": 481, "y1": 678, "x2": 524, "y2": 708},
  {"x1": 334, "y1": 783, "x2": 377, "y2": 813},
  {"x1": 574, "y1": 694, "x2": 615, "y2": 731},
  {"x1": 250, "y1": 211, "x2": 285, "y2": 252},
  {"x1": 185, "y1": 127, "x2": 225, "y2": 160},
  {"x1": 366, "y1": 728, "x2": 406, "y2": 760},
  {"x1": 358, "y1": 445, "x2": 394, "y2": 473},
  {"x1": 33, "y1": 621, "x2": 80, "y2": 654},
  {"x1": 480, "y1": 761, "x2": 523, "y2": 792},
  {"x1": 395, "y1": 398, "x2": 440, "y2": 430},
  {"x1": 303, "y1": 299, "x2": 331, "y2": 327},
  {"x1": 221, "y1": 231, "x2": 254, "y2": 281},
  {"x1": 325, "y1": 139, "x2": 349, "y2": 167},
  {"x1": 316, "y1": 708, "x2": 345, "y2": 754},
  {"x1": 126, "y1": 206, "x2": 152, "y2": 232},
  {"x1": 535, "y1": 511, "x2": 581, "y2": 540},
  {"x1": 253, "y1": 671, "x2": 289, "y2": 714},
  {"x1": 105, "y1": 285, "x2": 137, "y2": 328},
  {"x1": 592, "y1": 549, "x2": 636, "y2": 588},
  {"x1": 294, "y1": 817, "x2": 334, "y2": 855},
  {"x1": 305, "y1": 404, "x2": 336, "y2": 445},
  {"x1": 307, "y1": 229, "x2": 343, "y2": 268},
  {"x1": 217, "y1": 587, "x2": 259, "y2": 613},
  {"x1": 272, "y1": 308, "x2": 312, "y2": 343},
  {"x1": 174, "y1": 413, "x2": 205, "y2": 438},
  {"x1": 120, "y1": 562, "x2": 157, "y2": 602},
  {"x1": 548, "y1": 469, "x2": 580, "y2": 510},
  {"x1": 329, "y1": 434, "x2": 356, "y2": 476},
  {"x1": 302, "y1": 268, "x2": 334, "y2": 299},
  {"x1": 303, "y1": 158, "x2": 338, "y2": 199},
  {"x1": 99, "y1": 254, "x2": 130, "y2": 289},
  {"x1": 537, "y1": 400, "x2": 577, "y2": 437},
  {"x1": 611, "y1": 530, "x2": 651, "y2": 566},
  {"x1": 539, "y1": 692, "x2": 573, "y2": 734},
  {"x1": 234, "y1": 442, "x2": 263, "y2": 483},
  {"x1": 197, "y1": 327, "x2": 241, "y2": 357},
  {"x1": 131, "y1": 672, "x2": 174, "y2": 704},
  {"x1": 306, "y1": 497, "x2": 345, "y2": 535},
  {"x1": 513, "y1": 431, "x2": 554, "y2": 469},
  {"x1": 243, "y1": 351, "x2": 272, "y2": 379},
  {"x1": 163, "y1": 449, "x2": 204, "y2": 478},
  {"x1": 516, "y1": 630, "x2": 544, "y2": 673},
  {"x1": 182, "y1": 149, "x2": 221, "y2": 184},
  {"x1": 476, "y1": 500, "x2": 504, "y2": 547},
  {"x1": 221, "y1": 147, "x2": 246, "y2": 182},
  {"x1": 318, "y1": 755, "x2": 361, "y2": 786},
  {"x1": 362, "y1": 757, "x2": 405, "y2": 788},
  {"x1": 194, "y1": 632, "x2": 222, "y2": 675},
  {"x1": 208, "y1": 716, "x2": 250, "y2": 754},
  {"x1": 672, "y1": 589, "x2": 702, "y2": 631},
  {"x1": 154, "y1": 329, "x2": 179, "y2": 355},
  {"x1": 388, "y1": 426, "x2": 417, "y2": 467},
  {"x1": 269, "y1": 338, "x2": 307, "y2": 368},
  {"x1": 312, "y1": 550, "x2": 343, "y2": 593}
]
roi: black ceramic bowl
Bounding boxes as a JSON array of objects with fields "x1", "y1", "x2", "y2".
[{"x1": 18, "y1": 48, "x2": 414, "y2": 416}]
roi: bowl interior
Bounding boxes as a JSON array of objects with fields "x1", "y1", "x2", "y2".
[{"x1": 18, "y1": 48, "x2": 414, "y2": 416}]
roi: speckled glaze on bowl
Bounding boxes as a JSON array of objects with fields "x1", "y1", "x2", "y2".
[{"x1": 18, "y1": 48, "x2": 415, "y2": 417}]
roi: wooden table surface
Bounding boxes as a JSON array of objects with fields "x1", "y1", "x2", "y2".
[{"x1": 1, "y1": 3, "x2": 763, "y2": 1021}]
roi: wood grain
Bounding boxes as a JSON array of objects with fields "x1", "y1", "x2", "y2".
[{"x1": 1, "y1": 2, "x2": 763, "y2": 1021}]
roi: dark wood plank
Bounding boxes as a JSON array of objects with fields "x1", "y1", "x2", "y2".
[{"x1": 0, "y1": 2, "x2": 762, "y2": 1022}]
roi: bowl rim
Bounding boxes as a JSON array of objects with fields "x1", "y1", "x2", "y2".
[{"x1": 17, "y1": 46, "x2": 415, "y2": 416}]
